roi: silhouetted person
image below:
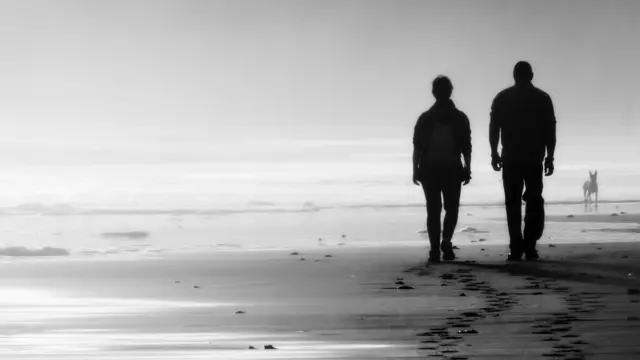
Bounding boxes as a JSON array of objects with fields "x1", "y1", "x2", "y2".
[
  {"x1": 413, "y1": 76, "x2": 472, "y2": 263},
  {"x1": 489, "y1": 61, "x2": 557, "y2": 261}
]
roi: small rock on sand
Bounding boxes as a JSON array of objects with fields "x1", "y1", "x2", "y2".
[
  {"x1": 567, "y1": 215, "x2": 574, "y2": 218},
  {"x1": 264, "y1": 345, "x2": 277, "y2": 350},
  {"x1": 248, "y1": 346, "x2": 256, "y2": 350},
  {"x1": 549, "y1": 244, "x2": 556, "y2": 247},
  {"x1": 627, "y1": 316, "x2": 639, "y2": 321},
  {"x1": 300, "y1": 257, "x2": 306, "y2": 261},
  {"x1": 628, "y1": 288, "x2": 640, "y2": 295},
  {"x1": 193, "y1": 286, "x2": 200, "y2": 289},
  {"x1": 290, "y1": 252, "x2": 299, "y2": 256},
  {"x1": 324, "y1": 254, "x2": 332, "y2": 258},
  {"x1": 478, "y1": 238, "x2": 486, "y2": 242},
  {"x1": 460, "y1": 293, "x2": 466, "y2": 297},
  {"x1": 397, "y1": 285, "x2": 414, "y2": 290},
  {"x1": 235, "y1": 310, "x2": 246, "y2": 314},
  {"x1": 611, "y1": 213, "x2": 619, "y2": 216}
]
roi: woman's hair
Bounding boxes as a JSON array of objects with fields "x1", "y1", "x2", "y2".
[{"x1": 432, "y1": 75, "x2": 453, "y2": 100}]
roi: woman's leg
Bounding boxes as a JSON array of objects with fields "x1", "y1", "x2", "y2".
[
  {"x1": 421, "y1": 171, "x2": 443, "y2": 256},
  {"x1": 442, "y1": 171, "x2": 462, "y2": 256}
]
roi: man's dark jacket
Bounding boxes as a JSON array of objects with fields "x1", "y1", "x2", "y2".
[{"x1": 490, "y1": 83, "x2": 556, "y2": 164}]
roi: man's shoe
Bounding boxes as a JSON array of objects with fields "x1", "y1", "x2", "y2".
[
  {"x1": 506, "y1": 252, "x2": 523, "y2": 261},
  {"x1": 442, "y1": 249, "x2": 456, "y2": 261},
  {"x1": 525, "y1": 249, "x2": 539, "y2": 261}
]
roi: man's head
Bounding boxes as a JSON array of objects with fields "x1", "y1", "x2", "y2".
[
  {"x1": 513, "y1": 61, "x2": 534, "y2": 83},
  {"x1": 432, "y1": 75, "x2": 453, "y2": 101}
]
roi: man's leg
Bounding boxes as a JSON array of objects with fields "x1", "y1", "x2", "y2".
[
  {"x1": 421, "y1": 171, "x2": 443, "y2": 261},
  {"x1": 441, "y1": 170, "x2": 462, "y2": 260},
  {"x1": 523, "y1": 162, "x2": 545, "y2": 257},
  {"x1": 502, "y1": 163, "x2": 525, "y2": 258}
]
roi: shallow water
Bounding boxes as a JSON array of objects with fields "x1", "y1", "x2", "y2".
[{"x1": 1, "y1": 202, "x2": 638, "y2": 259}]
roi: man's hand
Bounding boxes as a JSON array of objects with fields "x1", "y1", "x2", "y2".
[
  {"x1": 544, "y1": 157, "x2": 554, "y2": 176},
  {"x1": 491, "y1": 154, "x2": 502, "y2": 172},
  {"x1": 461, "y1": 167, "x2": 471, "y2": 186},
  {"x1": 412, "y1": 171, "x2": 420, "y2": 186}
]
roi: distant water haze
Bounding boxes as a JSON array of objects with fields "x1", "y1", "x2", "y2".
[{"x1": 1, "y1": 132, "x2": 639, "y2": 210}]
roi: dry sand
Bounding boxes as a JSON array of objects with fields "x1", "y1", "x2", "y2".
[{"x1": 2, "y1": 220, "x2": 640, "y2": 359}]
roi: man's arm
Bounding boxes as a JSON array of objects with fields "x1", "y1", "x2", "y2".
[
  {"x1": 489, "y1": 96, "x2": 501, "y2": 158},
  {"x1": 460, "y1": 112, "x2": 472, "y2": 171},
  {"x1": 543, "y1": 94, "x2": 557, "y2": 160}
]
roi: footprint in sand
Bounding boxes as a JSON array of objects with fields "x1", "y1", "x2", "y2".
[
  {"x1": 561, "y1": 334, "x2": 581, "y2": 338},
  {"x1": 541, "y1": 337, "x2": 560, "y2": 342}
]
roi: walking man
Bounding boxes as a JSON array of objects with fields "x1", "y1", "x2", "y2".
[
  {"x1": 489, "y1": 61, "x2": 557, "y2": 261},
  {"x1": 413, "y1": 75, "x2": 472, "y2": 263}
]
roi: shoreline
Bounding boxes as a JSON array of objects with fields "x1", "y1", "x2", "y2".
[{"x1": 1, "y1": 199, "x2": 639, "y2": 217}]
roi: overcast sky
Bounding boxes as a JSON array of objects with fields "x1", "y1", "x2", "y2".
[{"x1": 0, "y1": 0, "x2": 638, "y2": 167}]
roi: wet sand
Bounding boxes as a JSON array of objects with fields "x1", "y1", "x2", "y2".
[{"x1": 2, "y1": 225, "x2": 640, "y2": 358}]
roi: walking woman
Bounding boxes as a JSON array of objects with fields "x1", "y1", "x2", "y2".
[{"x1": 412, "y1": 76, "x2": 472, "y2": 262}]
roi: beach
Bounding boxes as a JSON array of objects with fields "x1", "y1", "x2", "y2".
[{"x1": 1, "y1": 202, "x2": 640, "y2": 359}]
